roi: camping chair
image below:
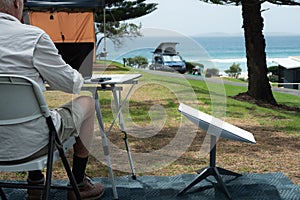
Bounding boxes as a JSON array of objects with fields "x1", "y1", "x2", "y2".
[{"x1": 0, "y1": 74, "x2": 81, "y2": 200}]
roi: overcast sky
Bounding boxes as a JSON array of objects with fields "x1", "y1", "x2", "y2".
[{"x1": 128, "y1": 0, "x2": 300, "y2": 36}]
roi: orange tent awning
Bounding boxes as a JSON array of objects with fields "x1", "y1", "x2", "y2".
[{"x1": 29, "y1": 11, "x2": 95, "y2": 43}]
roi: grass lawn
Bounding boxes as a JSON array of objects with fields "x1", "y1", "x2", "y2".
[
  {"x1": 221, "y1": 77, "x2": 248, "y2": 83},
  {"x1": 2, "y1": 63, "x2": 299, "y2": 186}
]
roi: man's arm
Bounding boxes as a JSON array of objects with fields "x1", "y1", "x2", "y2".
[{"x1": 33, "y1": 33, "x2": 84, "y2": 94}]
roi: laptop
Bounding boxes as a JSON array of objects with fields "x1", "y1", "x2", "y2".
[
  {"x1": 55, "y1": 42, "x2": 111, "y2": 83},
  {"x1": 55, "y1": 42, "x2": 93, "y2": 79}
]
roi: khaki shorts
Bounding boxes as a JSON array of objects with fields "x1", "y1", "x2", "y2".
[
  {"x1": 57, "y1": 101, "x2": 84, "y2": 142},
  {"x1": 5, "y1": 101, "x2": 84, "y2": 164}
]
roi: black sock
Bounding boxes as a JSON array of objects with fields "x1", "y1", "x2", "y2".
[
  {"x1": 72, "y1": 155, "x2": 88, "y2": 184},
  {"x1": 28, "y1": 170, "x2": 44, "y2": 181}
]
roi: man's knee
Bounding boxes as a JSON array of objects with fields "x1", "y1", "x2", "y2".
[{"x1": 75, "y1": 96, "x2": 95, "y2": 114}]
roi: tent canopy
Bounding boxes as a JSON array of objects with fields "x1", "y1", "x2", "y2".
[
  {"x1": 29, "y1": 12, "x2": 95, "y2": 43},
  {"x1": 24, "y1": 0, "x2": 105, "y2": 12},
  {"x1": 153, "y1": 42, "x2": 179, "y2": 55},
  {"x1": 24, "y1": 0, "x2": 104, "y2": 77}
]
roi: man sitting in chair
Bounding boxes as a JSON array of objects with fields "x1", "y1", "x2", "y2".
[{"x1": 0, "y1": 0, "x2": 104, "y2": 199}]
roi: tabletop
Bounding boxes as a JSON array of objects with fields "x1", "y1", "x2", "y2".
[{"x1": 84, "y1": 74, "x2": 142, "y2": 85}]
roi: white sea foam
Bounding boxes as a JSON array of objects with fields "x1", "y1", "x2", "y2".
[
  {"x1": 211, "y1": 58, "x2": 247, "y2": 63},
  {"x1": 102, "y1": 33, "x2": 300, "y2": 74},
  {"x1": 210, "y1": 57, "x2": 287, "y2": 64}
]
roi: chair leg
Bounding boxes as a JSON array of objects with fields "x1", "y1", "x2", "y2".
[
  {"x1": 42, "y1": 171, "x2": 52, "y2": 200},
  {"x1": 44, "y1": 153, "x2": 53, "y2": 200},
  {"x1": 57, "y1": 145, "x2": 81, "y2": 200},
  {"x1": 43, "y1": 127, "x2": 56, "y2": 200},
  {"x1": 47, "y1": 117, "x2": 81, "y2": 199},
  {"x1": 0, "y1": 187, "x2": 8, "y2": 200}
]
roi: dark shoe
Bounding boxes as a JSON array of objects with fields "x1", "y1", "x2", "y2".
[
  {"x1": 68, "y1": 177, "x2": 104, "y2": 200},
  {"x1": 27, "y1": 176, "x2": 45, "y2": 200}
]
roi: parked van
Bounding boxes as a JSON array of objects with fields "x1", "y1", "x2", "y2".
[{"x1": 149, "y1": 42, "x2": 186, "y2": 74}]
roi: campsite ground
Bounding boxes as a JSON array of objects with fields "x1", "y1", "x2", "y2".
[
  {"x1": 1, "y1": 63, "x2": 299, "y2": 187},
  {"x1": 84, "y1": 109, "x2": 300, "y2": 186},
  {"x1": 71, "y1": 63, "x2": 300, "y2": 186}
]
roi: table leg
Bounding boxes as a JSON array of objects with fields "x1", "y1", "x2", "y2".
[
  {"x1": 94, "y1": 91, "x2": 119, "y2": 200},
  {"x1": 112, "y1": 88, "x2": 136, "y2": 179}
]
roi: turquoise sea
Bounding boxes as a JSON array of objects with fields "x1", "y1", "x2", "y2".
[
  {"x1": 193, "y1": 35, "x2": 300, "y2": 74},
  {"x1": 100, "y1": 33, "x2": 300, "y2": 75}
]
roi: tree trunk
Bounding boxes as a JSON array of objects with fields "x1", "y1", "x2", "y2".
[{"x1": 241, "y1": 0, "x2": 277, "y2": 105}]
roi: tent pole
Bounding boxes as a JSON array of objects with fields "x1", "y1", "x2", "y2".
[{"x1": 103, "y1": 7, "x2": 107, "y2": 64}]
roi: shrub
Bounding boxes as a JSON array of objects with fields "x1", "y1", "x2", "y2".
[
  {"x1": 206, "y1": 68, "x2": 219, "y2": 77},
  {"x1": 126, "y1": 56, "x2": 148, "y2": 68},
  {"x1": 225, "y1": 63, "x2": 242, "y2": 78},
  {"x1": 268, "y1": 75, "x2": 279, "y2": 82},
  {"x1": 268, "y1": 66, "x2": 279, "y2": 76}
]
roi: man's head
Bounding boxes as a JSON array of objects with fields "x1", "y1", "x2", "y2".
[{"x1": 0, "y1": 0, "x2": 24, "y2": 21}]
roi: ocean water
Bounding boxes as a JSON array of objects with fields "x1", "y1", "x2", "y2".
[
  {"x1": 100, "y1": 33, "x2": 300, "y2": 74},
  {"x1": 193, "y1": 35, "x2": 300, "y2": 74}
]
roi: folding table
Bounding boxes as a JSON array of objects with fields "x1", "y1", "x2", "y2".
[{"x1": 84, "y1": 74, "x2": 142, "y2": 200}]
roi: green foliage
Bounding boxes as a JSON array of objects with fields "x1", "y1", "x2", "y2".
[
  {"x1": 268, "y1": 75, "x2": 278, "y2": 82},
  {"x1": 95, "y1": 0, "x2": 157, "y2": 49},
  {"x1": 127, "y1": 56, "x2": 148, "y2": 67},
  {"x1": 268, "y1": 65, "x2": 279, "y2": 75},
  {"x1": 96, "y1": 0, "x2": 158, "y2": 22},
  {"x1": 267, "y1": 66, "x2": 279, "y2": 82},
  {"x1": 205, "y1": 68, "x2": 219, "y2": 77},
  {"x1": 96, "y1": 22, "x2": 142, "y2": 49},
  {"x1": 225, "y1": 63, "x2": 242, "y2": 78},
  {"x1": 201, "y1": 0, "x2": 300, "y2": 6}
]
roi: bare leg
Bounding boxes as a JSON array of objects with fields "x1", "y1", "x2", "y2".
[
  {"x1": 62, "y1": 96, "x2": 104, "y2": 199},
  {"x1": 72, "y1": 96, "x2": 95, "y2": 158}
]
